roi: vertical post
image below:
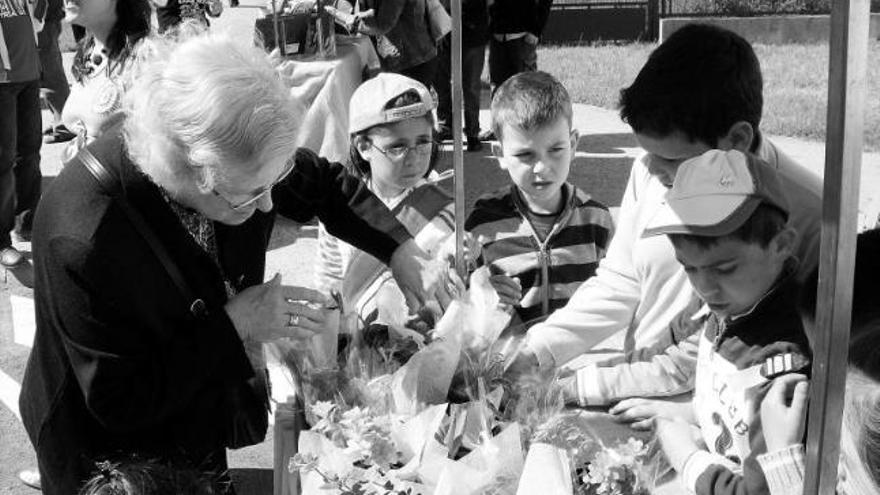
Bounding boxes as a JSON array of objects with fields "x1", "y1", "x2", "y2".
[
  {"x1": 646, "y1": 0, "x2": 659, "y2": 41},
  {"x1": 802, "y1": 1, "x2": 870, "y2": 493},
  {"x1": 451, "y1": 0, "x2": 466, "y2": 279}
]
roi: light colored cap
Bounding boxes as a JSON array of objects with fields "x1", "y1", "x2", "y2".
[
  {"x1": 643, "y1": 149, "x2": 790, "y2": 237},
  {"x1": 348, "y1": 72, "x2": 436, "y2": 134}
]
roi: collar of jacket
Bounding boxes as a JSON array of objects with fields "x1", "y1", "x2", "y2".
[{"x1": 710, "y1": 257, "x2": 801, "y2": 343}]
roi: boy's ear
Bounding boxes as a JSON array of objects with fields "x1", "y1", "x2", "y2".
[
  {"x1": 720, "y1": 121, "x2": 755, "y2": 153},
  {"x1": 772, "y1": 226, "x2": 798, "y2": 259},
  {"x1": 570, "y1": 128, "x2": 580, "y2": 151}
]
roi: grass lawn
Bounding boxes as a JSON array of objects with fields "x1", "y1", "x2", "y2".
[{"x1": 539, "y1": 41, "x2": 880, "y2": 151}]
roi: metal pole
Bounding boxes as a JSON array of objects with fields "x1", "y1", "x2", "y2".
[
  {"x1": 802, "y1": 1, "x2": 870, "y2": 493},
  {"x1": 272, "y1": 0, "x2": 283, "y2": 56},
  {"x1": 451, "y1": 0, "x2": 466, "y2": 279}
]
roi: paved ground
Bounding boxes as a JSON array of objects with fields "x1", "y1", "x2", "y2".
[{"x1": 3, "y1": 2, "x2": 880, "y2": 493}]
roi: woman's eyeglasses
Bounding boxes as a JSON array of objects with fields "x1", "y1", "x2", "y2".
[{"x1": 212, "y1": 158, "x2": 297, "y2": 212}]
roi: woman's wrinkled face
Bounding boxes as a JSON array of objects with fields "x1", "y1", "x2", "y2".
[
  {"x1": 193, "y1": 153, "x2": 292, "y2": 226},
  {"x1": 64, "y1": 0, "x2": 117, "y2": 30}
]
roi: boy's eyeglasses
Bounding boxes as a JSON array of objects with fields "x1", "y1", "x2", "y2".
[
  {"x1": 370, "y1": 141, "x2": 433, "y2": 162},
  {"x1": 212, "y1": 158, "x2": 297, "y2": 212}
]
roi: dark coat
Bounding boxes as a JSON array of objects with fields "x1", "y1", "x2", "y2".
[{"x1": 19, "y1": 136, "x2": 410, "y2": 495}]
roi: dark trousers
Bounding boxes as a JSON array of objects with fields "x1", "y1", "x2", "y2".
[
  {"x1": 435, "y1": 40, "x2": 486, "y2": 138},
  {"x1": 488, "y1": 36, "x2": 537, "y2": 92},
  {"x1": 0, "y1": 81, "x2": 42, "y2": 247},
  {"x1": 38, "y1": 19, "x2": 70, "y2": 123},
  {"x1": 399, "y1": 56, "x2": 439, "y2": 92}
]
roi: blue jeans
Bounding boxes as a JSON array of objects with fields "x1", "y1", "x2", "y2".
[
  {"x1": 435, "y1": 41, "x2": 486, "y2": 138},
  {"x1": 38, "y1": 19, "x2": 70, "y2": 122},
  {"x1": 488, "y1": 36, "x2": 537, "y2": 92},
  {"x1": 0, "y1": 80, "x2": 42, "y2": 247}
]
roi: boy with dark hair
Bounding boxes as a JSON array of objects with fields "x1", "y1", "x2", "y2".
[
  {"x1": 507, "y1": 24, "x2": 822, "y2": 408},
  {"x1": 466, "y1": 71, "x2": 613, "y2": 326},
  {"x1": 644, "y1": 150, "x2": 811, "y2": 495}
]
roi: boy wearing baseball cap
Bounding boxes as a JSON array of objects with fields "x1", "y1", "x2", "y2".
[{"x1": 636, "y1": 149, "x2": 811, "y2": 495}]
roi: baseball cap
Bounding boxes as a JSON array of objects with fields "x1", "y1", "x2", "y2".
[
  {"x1": 348, "y1": 73, "x2": 436, "y2": 134},
  {"x1": 643, "y1": 149, "x2": 790, "y2": 238}
]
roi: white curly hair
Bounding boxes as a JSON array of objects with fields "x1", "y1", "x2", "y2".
[{"x1": 123, "y1": 24, "x2": 303, "y2": 193}]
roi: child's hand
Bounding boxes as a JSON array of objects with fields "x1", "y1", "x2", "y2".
[
  {"x1": 488, "y1": 273, "x2": 522, "y2": 309},
  {"x1": 609, "y1": 394, "x2": 694, "y2": 430},
  {"x1": 760, "y1": 373, "x2": 809, "y2": 452},
  {"x1": 436, "y1": 233, "x2": 481, "y2": 272},
  {"x1": 655, "y1": 416, "x2": 703, "y2": 472}
]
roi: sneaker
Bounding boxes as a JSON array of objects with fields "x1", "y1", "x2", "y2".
[
  {"x1": 435, "y1": 127, "x2": 453, "y2": 142},
  {"x1": 17, "y1": 469, "x2": 41, "y2": 490},
  {"x1": 43, "y1": 125, "x2": 76, "y2": 144},
  {"x1": 1, "y1": 246, "x2": 24, "y2": 268},
  {"x1": 478, "y1": 129, "x2": 495, "y2": 141},
  {"x1": 466, "y1": 136, "x2": 483, "y2": 152},
  {"x1": 13, "y1": 229, "x2": 31, "y2": 243}
]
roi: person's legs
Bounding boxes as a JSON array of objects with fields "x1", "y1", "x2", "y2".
[
  {"x1": 38, "y1": 19, "x2": 74, "y2": 143},
  {"x1": 14, "y1": 81, "x2": 42, "y2": 238},
  {"x1": 400, "y1": 56, "x2": 439, "y2": 91},
  {"x1": 510, "y1": 37, "x2": 537, "y2": 74},
  {"x1": 433, "y1": 38, "x2": 452, "y2": 139},
  {"x1": 487, "y1": 37, "x2": 508, "y2": 91},
  {"x1": 0, "y1": 83, "x2": 19, "y2": 251},
  {"x1": 462, "y1": 43, "x2": 486, "y2": 140},
  {"x1": 38, "y1": 20, "x2": 69, "y2": 124}
]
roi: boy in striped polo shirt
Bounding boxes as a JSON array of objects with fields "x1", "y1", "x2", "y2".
[{"x1": 465, "y1": 71, "x2": 613, "y2": 327}]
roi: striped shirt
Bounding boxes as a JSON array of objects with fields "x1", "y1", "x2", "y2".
[
  {"x1": 466, "y1": 183, "x2": 613, "y2": 325},
  {"x1": 316, "y1": 178, "x2": 455, "y2": 298}
]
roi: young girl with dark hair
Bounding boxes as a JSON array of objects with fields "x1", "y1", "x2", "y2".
[
  {"x1": 62, "y1": 0, "x2": 151, "y2": 159},
  {"x1": 316, "y1": 73, "x2": 453, "y2": 323}
]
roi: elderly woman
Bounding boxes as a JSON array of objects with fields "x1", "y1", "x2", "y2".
[{"x1": 19, "y1": 33, "x2": 447, "y2": 495}]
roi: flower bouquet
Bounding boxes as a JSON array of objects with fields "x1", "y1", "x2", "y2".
[
  {"x1": 281, "y1": 277, "x2": 526, "y2": 495},
  {"x1": 517, "y1": 411, "x2": 667, "y2": 495}
]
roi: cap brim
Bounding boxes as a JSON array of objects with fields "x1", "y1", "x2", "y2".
[{"x1": 643, "y1": 196, "x2": 762, "y2": 238}]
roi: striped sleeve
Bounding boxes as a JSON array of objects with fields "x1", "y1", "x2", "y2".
[
  {"x1": 315, "y1": 221, "x2": 347, "y2": 293},
  {"x1": 756, "y1": 445, "x2": 805, "y2": 495}
]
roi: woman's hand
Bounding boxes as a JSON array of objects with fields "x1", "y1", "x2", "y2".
[
  {"x1": 760, "y1": 373, "x2": 809, "y2": 452},
  {"x1": 390, "y1": 239, "x2": 461, "y2": 314},
  {"x1": 609, "y1": 394, "x2": 695, "y2": 430},
  {"x1": 224, "y1": 273, "x2": 329, "y2": 343}
]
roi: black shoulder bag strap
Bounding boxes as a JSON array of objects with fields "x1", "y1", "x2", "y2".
[{"x1": 76, "y1": 147, "x2": 208, "y2": 318}]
